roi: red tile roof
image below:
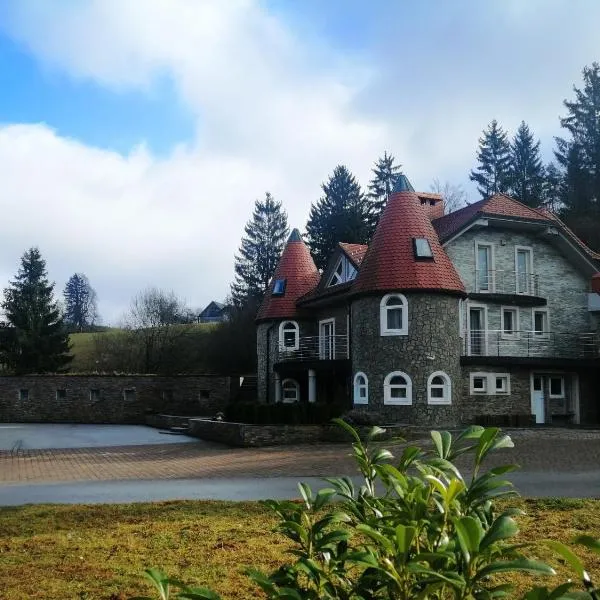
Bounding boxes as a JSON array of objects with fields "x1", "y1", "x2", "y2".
[
  {"x1": 352, "y1": 188, "x2": 465, "y2": 295},
  {"x1": 339, "y1": 243, "x2": 368, "y2": 266},
  {"x1": 256, "y1": 230, "x2": 320, "y2": 322}
]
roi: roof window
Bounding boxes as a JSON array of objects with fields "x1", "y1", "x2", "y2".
[
  {"x1": 272, "y1": 278, "x2": 287, "y2": 296},
  {"x1": 413, "y1": 238, "x2": 434, "y2": 259}
]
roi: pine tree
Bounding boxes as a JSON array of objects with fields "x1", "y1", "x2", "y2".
[
  {"x1": 64, "y1": 273, "x2": 99, "y2": 332},
  {"x1": 231, "y1": 192, "x2": 289, "y2": 307},
  {"x1": 509, "y1": 121, "x2": 545, "y2": 207},
  {"x1": 305, "y1": 165, "x2": 370, "y2": 270},
  {"x1": 541, "y1": 162, "x2": 564, "y2": 213},
  {"x1": 470, "y1": 120, "x2": 512, "y2": 198},
  {"x1": 368, "y1": 152, "x2": 402, "y2": 227},
  {"x1": 1, "y1": 248, "x2": 71, "y2": 374}
]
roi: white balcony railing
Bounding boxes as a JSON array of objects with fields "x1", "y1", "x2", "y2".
[
  {"x1": 474, "y1": 269, "x2": 541, "y2": 296},
  {"x1": 277, "y1": 335, "x2": 349, "y2": 362},
  {"x1": 464, "y1": 330, "x2": 600, "y2": 359}
]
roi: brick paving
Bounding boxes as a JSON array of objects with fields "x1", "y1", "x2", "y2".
[{"x1": 1, "y1": 428, "x2": 600, "y2": 484}]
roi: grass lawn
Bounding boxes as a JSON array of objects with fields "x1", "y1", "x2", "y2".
[{"x1": 0, "y1": 498, "x2": 599, "y2": 599}]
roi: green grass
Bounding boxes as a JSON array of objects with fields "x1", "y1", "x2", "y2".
[{"x1": 0, "y1": 499, "x2": 599, "y2": 599}]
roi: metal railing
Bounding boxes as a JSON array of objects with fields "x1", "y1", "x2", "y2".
[
  {"x1": 277, "y1": 335, "x2": 349, "y2": 362},
  {"x1": 463, "y1": 330, "x2": 600, "y2": 359},
  {"x1": 473, "y1": 269, "x2": 541, "y2": 296}
]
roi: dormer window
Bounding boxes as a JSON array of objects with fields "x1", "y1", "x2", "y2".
[
  {"x1": 327, "y1": 256, "x2": 357, "y2": 287},
  {"x1": 413, "y1": 238, "x2": 433, "y2": 260},
  {"x1": 272, "y1": 278, "x2": 286, "y2": 296}
]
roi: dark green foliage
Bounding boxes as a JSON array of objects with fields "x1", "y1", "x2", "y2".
[
  {"x1": 305, "y1": 165, "x2": 371, "y2": 270},
  {"x1": 230, "y1": 192, "x2": 289, "y2": 308},
  {"x1": 224, "y1": 400, "x2": 345, "y2": 425},
  {"x1": 63, "y1": 272, "x2": 99, "y2": 332},
  {"x1": 470, "y1": 119, "x2": 512, "y2": 198},
  {"x1": 368, "y1": 151, "x2": 402, "y2": 227},
  {"x1": 542, "y1": 162, "x2": 563, "y2": 213},
  {"x1": 510, "y1": 121, "x2": 545, "y2": 207},
  {"x1": 555, "y1": 62, "x2": 600, "y2": 251},
  {"x1": 1, "y1": 248, "x2": 71, "y2": 374}
]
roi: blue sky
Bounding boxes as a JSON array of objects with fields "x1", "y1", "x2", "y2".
[{"x1": 0, "y1": 0, "x2": 599, "y2": 323}]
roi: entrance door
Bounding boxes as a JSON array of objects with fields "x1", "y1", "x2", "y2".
[
  {"x1": 532, "y1": 375, "x2": 545, "y2": 424},
  {"x1": 319, "y1": 319, "x2": 335, "y2": 360},
  {"x1": 469, "y1": 308, "x2": 485, "y2": 356}
]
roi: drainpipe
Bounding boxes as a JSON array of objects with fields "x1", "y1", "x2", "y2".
[{"x1": 265, "y1": 322, "x2": 275, "y2": 404}]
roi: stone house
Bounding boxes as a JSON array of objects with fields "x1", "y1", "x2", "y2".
[{"x1": 256, "y1": 174, "x2": 600, "y2": 426}]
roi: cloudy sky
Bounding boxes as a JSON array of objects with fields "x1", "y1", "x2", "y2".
[{"x1": 0, "y1": 0, "x2": 599, "y2": 324}]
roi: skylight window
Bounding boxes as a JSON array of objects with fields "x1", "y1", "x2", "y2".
[
  {"x1": 413, "y1": 238, "x2": 434, "y2": 259},
  {"x1": 272, "y1": 279, "x2": 286, "y2": 296}
]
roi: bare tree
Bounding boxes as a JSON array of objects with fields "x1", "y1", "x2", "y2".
[{"x1": 430, "y1": 179, "x2": 469, "y2": 214}]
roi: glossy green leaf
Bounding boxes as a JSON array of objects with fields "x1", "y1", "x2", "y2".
[
  {"x1": 544, "y1": 540, "x2": 585, "y2": 578},
  {"x1": 575, "y1": 535, "x2": 600, "y2": 555},
  {"x1": 395, "y1": 524, "x2": 416, "y2": 556},
  {"x1": 475, "y1": 559, "x2": 556, "y2": 581},
  {"x1": 454, "y1": 516, "x2": 483, "y2": 562},
  {"x1": 480, "y1": 516, "x2": 519, "y2": 550}
]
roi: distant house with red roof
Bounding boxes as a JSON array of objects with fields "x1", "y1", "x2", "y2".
[{"x1": 256, "y1": 174, "x2": 600, "y2": 426}]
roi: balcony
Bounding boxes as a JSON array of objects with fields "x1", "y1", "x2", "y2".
[
  {"x1": 463, "y1": 330, "x2": 600, "y2": 360},
  {"x1": 471, "y1": 269, "x2": 542, "y2": 298},
  {"x1": 276, "y1": 335, "x2": 349, "y2": 363}
]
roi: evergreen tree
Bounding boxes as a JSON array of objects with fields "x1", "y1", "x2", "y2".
[
  {"x1": 509, "y1": 121, "x2": 545, "y2": 207},
  {"x1": 63, "y1": 273, "x2": 99, "y2": 332},
  {"x1": 368, "y1": 152, "x2": 402, "y2": 227},
  {"x1": 1, "y1": 248, "x2": 71, "y2": 374},
  {"x1": 470, "y1": 120, "x2": 512, "y2": 198},
  {"x1": 541, "y1": 162, "x2": 564, "y2": 213},
  {"x1": 231, "y1": 192, "x2": 289, "y2": 307},
  {"x1": 305, "y1": 165, "x2": 370, "y2": 270}
]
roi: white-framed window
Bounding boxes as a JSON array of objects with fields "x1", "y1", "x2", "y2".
[
  {"x1": 532, "y1": 308, "x2": 549, "y2": 339},
  {"x1": 427, "y1": 371, "x2": 451, "y2": 405},
  {"x1": 501, "y1": 306, "x2": 519, "y2": 339},
  {"x1": 380, "y1": 294, "x2": 408, "y2": 336},
  {"x1": 467, "y1": 303, "x2": 488, "y2": 356},
  {"x1": 328, "y1": 256, "x2": 357, "y2": 287},
  {"x1": 515, "y1": 246, "x2": 533, "y2": 295},
  {"x1": 470, "y1": 372, "x2": 489, "y2": 394},
  {"x1": 494, "y1": 374, "x2": 511, "y2": 395},
  {"x1": 281, "y1": 379, "x2": 300, "y2": 403},
  {"x1": 353, "y1": 372, "x2": 368, "y2": 405},
  {"x1": 384, "y1": 371, "x2": 412, "y2": 405},
  {"x1": 279, "y1": 320, "x2": 299, "y2": 351},
  {"x1": 549, "y1": 376, "x2": 565, "y2": 398},
  {"x1": 475, "y1": 241, "x2": 494, "y2": 292},
  {"x1": 319, "y1": 318, "x2": 336, "y2": 360}
]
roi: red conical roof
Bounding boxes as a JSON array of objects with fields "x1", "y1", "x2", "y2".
[
  {"x1": 352, "y1": 175, "x2": 465, "y2": 295},
  {"x1": 256, "y1": 229, "x2": 320, "y2": 322}
]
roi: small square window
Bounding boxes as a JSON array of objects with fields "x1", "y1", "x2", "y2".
[
  {"x1": 90, "y1": 389, "x2": 101, "y2": 402},
  {"x1": 56, "y1": 389, "x2": 67, "y2": 401},
  {"x1": 123, "y1": 389, "x2": 136, "y2": 402},
  {"x1": 413, "y1": 237, "x2": 434, "y2": 259},
  {"x1": 549, "y1": 376, "x2": 564, "y2": 398},
  {"x1": 471, "y1": 376, "x2": 487, "y2": 394},
  {"x1": 199, "y1": 390, "x2": 210, "y2": 400},
  {"x1": 272, "y1": 279, "x2": 287, "y2": 296},
  {"x1": 495, "y1": 375, "x2": 509, "y2": 394},
  {"x1": 19, "y1": 389, "x2": 29, "y2": 401}
]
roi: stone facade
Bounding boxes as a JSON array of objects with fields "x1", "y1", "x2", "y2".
[
  {"x1": 351, "y1": 293, "x2": 462, "y2": 426},
  {"x1": 0, "y1": 374, "x2": 237, "y2": 424}
]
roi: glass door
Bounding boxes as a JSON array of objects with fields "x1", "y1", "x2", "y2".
[
  {"x1": 319, "y1": 320, "x2": 335, "y2": 360},
  {"x1": 469, "y1": 308, "x2": 485, "y2": 356},
  {"x1": 516, "y1": 248, "x2": 532, "y2": 294},
  {"x1": 476, "y1": 245, "x2": 492, "y2": 292}
]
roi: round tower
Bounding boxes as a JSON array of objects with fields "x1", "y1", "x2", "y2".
[{"x1": 350, "y1": 174, "x2": 466, "y2": 426}]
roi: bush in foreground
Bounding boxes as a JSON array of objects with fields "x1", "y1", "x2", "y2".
[{"x1": 133, "y1": 422, "x2": 600, "y2": 599}]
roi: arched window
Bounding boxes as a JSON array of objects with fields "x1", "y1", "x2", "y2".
[
  {"x1": 279, "y1": 321, "x2": 299, "y2": 351},
  {"x1": 427, "y1": 371, "x2": 452, "y2": 405},
  {"x1": 353, "y1": 372, "x2": 368, "y2": 405},
  {"x1": 380, "y1": 294, "x2": 408, "y2": 336},
  {"x1": 281, "y1": 379, "x2": 300, "y2": 403},
  {"x1": 383, "y1": 371, "x2": 412, "y2": 405}
]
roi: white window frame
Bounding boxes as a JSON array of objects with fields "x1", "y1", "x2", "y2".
[
  {"x1": 500, "y1": 306, "x2": 520, "y2": 339},
  {"x1": 319, "y1": 318, "x2": 336, "y2": 359},
  {"x1": 281, "y1": 378, "x2": 300, "y2": 403},
  {"x1": 493, "y1": 374, "x2": 511, "y2": 395},
  {"x1": 380, "y1": 293, "x2": 408, "y2": 336},
  {"x1": 467, "y1": 302, "x2": 488, "y2": 356},
  {"x1": 353, "y1": 372, "x2": 368, "y2": 405},
  {"x1": 328, "y1": 257, "x2": 345, "y2": 287},
  {"x1": 515, "y1": 245, "x2": 533, "y2": 295},
  {"x1": 549, "y1": 375, "x2": 565, "y2": 399},
  {"x1": 384, "y1": 371, "x2": 413, "y2": 405},
  {"x1": 532, "y1": 308, "x2": 550, "y2": 339},
  {"x1": 279, "y1": 320, "x2": 300, "y2": 351},
  {"x1": 475, "y1": 241, "x2": 495, "y2": 293},
  {"x1": 427, "y1": 371, "x2": 451, "y2": 405},
  {"x1": 470, "y1": 372, "x2": 489, "y2": 395}
]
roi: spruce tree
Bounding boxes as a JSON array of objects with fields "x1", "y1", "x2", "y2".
[
  {"x1": 470, "y1": 120, "x2": 512, "y2": 198},
  {"x1": 541, "y1": 162, "x2": 564, "y2": 213},
  {"x1": 305, "y1": 165, "x2": 370, "y2": 270},
  {"x1": 1, "y1": 248, "x2": 71, "y2": 374},
  {"x1": 231, "y1": 192, "x2": 289, "y2": 307},
  {"x1": 509, "y1": 121, "x2": 545, "y2": 207},
  {"x1": 64, "y1": 273, "x2": 99, "y2": 332},
  {"x1": 368, "y1": 152, "x2": 402, "y2": 227}
]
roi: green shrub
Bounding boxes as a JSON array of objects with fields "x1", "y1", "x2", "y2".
[{"x1": 134, "y1": 422, "x2": 600, "y2": 599}]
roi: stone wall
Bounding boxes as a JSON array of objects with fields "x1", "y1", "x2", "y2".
[
  {"x1": 350, "y1": 293, "x2": 463, "y2": 426},
  {"x1": 0, "y1": 374, "x2": 237, "y2": 424}
]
